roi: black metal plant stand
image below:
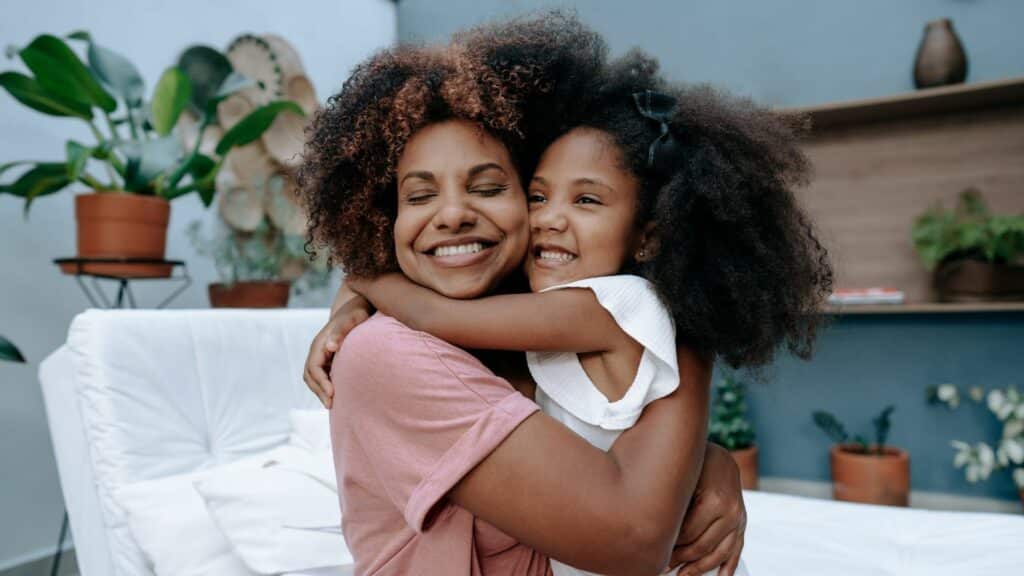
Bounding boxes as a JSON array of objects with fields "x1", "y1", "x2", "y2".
[{"x1": 49, "y1": 257, "x2": 191, "y2": 576}]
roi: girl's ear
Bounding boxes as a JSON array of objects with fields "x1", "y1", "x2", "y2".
[{"x1": 633, "y1": 221, "x2": 659, "y2": 262}]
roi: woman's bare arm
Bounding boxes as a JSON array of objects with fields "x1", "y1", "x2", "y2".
[
  {"x1": 349, "y1": 273, "x2": 628, "y2": 353},
  {"x1": 450, "y1": 346, "x2": 711, "y2": 576}
]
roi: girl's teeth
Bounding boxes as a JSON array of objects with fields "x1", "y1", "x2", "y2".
[
  {"x1": 435, "y1": 242, "x2": 484, "y2": 257},
  {"x1": 539, "y1": 250, "x2": 576, "y2": 262}
]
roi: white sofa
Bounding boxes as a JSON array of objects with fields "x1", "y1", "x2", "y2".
[{"x1": 39, "y1": 309, "x2": 1024, "y2": 576}]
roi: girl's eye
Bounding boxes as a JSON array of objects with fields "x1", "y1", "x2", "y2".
[
  {"x1": 527, "y1": 193, "x2": 546, "y2": 204},
  {"x1": 576, "y1": 195, "x2": 602, "y2": 205}
]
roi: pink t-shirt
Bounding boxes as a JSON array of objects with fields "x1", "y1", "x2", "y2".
[{"x1": 330, "y1": 314, "x2": 552, "y2": 575}]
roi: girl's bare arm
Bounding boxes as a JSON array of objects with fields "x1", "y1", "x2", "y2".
[{"x1": 349, "y1": 273, "x2": 629, "y2": 353}]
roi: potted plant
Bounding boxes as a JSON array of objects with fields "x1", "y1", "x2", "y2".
[
  {"x1": 0, "y1": 33, "x2": 303, "y2": 276},
  {"x1": 813, "y1": 405, "x2": 910, "y2": 506},
  {"x1": 1, "y1": 335, "x2": 25, "y2": 363},
  {"x1": 187, "y1": 174, "x2": 331, "y2": 308},
  {"x1": 927, "y1": 383, "x2": 1024, "y2": 506},
  {"x1": 912, "y1": 187, "x2": 1024, "y2": 302},
  {"x1": 709, "y1": 375, "x2": 758, "y2": 490}
]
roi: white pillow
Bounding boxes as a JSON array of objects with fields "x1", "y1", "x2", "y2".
[
  {"x1": 195, "y1": 444, "x2": 352, "y2": 574},
  {"x1": 115, "y1": 448, "x2": 292, "y2": 576},
  {"x1": 288, "y1": 408, "x2": 332, "y2": 452}
]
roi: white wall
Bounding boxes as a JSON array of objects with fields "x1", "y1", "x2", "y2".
[{"x1": 0, "y1": 0, "x2": 396, "y2": 568}]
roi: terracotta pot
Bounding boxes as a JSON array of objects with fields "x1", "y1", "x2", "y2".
[
  {"x1": 934, "y1": 259, "x2": 1024, "y2": 302},
  {"x1": 730, "y1": 445, "x2": 759, "y2": 491},
  {"x1": 830, "y1": 444, "x2": 910, "y2": 507},
  {"x1": 913, "y1": 18, "x2": 968, "y2": 89},
  {"x1": 208, "y1": 281, "x2": 291, "y2": 308},
  {"x1": 73, "y1": 193, "x2": 171, "y2": 277}
]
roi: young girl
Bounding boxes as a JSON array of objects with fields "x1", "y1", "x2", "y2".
[{"x1": 345, "y1": 51, "x2": 832, "y2": 576}]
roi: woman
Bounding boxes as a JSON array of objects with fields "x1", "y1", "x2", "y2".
[{"x1": 300, "y1": 14, "x2": 746, "y2": 576}]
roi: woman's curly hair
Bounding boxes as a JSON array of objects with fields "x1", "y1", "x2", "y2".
[
  {"x1": 565, "y1": 51, "x2": 834, "y2": 369},
  {"x1": 298, "y1": 12, "x2": 606, "y2": 277}
]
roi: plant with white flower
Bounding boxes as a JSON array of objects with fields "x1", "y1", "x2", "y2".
[{"x1": 927, "y1": 384, "x2": 1024, "y2": 490}]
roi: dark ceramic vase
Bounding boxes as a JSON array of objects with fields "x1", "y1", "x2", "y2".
[{"x1": 914, "y1": 18, "x2": 968, "y2": 88}]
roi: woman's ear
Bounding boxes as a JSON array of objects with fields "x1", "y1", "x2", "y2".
[{"x1": 633, "y1": 221, "x2": 659, "y2": 262}]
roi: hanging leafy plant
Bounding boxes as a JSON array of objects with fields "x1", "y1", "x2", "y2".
[{"x1": 912, "y1": 188, "x2": 1024, "y2": 270}]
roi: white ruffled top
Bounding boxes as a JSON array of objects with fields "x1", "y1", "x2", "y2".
[{"x1": 526, "y1": 274, "x2": 679, "y2": 452}]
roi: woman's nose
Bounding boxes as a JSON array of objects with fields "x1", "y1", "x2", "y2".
[{"x1": 433, "y1": 193, "x2": 478, "y2": 232}]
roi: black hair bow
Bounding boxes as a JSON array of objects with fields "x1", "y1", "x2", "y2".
[{"x1": 632, "y1": 90, "x2": 682, "y2": 175}]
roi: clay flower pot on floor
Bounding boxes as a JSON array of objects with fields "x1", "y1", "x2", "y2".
[
  {"x1": 730, "y1": 445, "x2": 759, "y2": 490},
  {"x1": 70, "y1": 193, "x2": 172, "y2": 277},
  {"x1": 830, "y1": 444, "x2": 910, "y2": 507},
  {"x1": 208, "y1": 281, "x2": 290, "y2": 308}
]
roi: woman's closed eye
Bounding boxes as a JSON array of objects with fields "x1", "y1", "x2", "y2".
[
  {"x1": 471, "y1": 184, "x2": 509, "y2": 197},
  {"x1": 405, "y1": 190, "x2": 437, "y2": 204},
  {"x1": 527, "y1": 192, "x2": 547, "y2": 204},
  {"x1": 575, "y1": 194, "x2": 602, "y2": 206}
]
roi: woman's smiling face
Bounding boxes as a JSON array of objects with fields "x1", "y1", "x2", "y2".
[
  {"x1": 394, "y1": 120, "x2": 529, "y2": 299},
  {"x1": 526, "y1": 127, "x2": 644, "y2": 291}
]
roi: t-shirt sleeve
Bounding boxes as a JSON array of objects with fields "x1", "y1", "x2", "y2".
[{"x1": 331, "y1": 315, "x2": 539, "y2": 532}]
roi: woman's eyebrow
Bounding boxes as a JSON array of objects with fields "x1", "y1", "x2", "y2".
[
  {"x1": 467, "y1": 163, "x2": 506, "y2": 178},
  {"x1": 399, "y1": 171, "x2": 435, "y2": 186}
]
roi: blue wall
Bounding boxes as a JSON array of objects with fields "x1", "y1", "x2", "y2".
[
  {"x1": 732, "y1": 313, "x2": 1024, "y2": 501},
  {"x1": 398, "y1": 0, "x2": 1024, "y2": 107},
  {"x1": 398, "y1": 1, "x2": 1024, "y2": 501}
]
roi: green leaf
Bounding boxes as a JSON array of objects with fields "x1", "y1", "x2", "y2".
[
  {"x1": 1, "y1": 163, "x2": 72, "y2": 216},
  {"x1": 66, "y1": 31, "x2": 92, "y2": 42},
  {"x1": 120, "y1": 136, "x2": 182, "y2": 192},
  {"x1": 216, "y1": 101, "x2": 304, "y2": 156},
  {"x1": 65, "y1": 140, "x2": 91, "y2": 181},
  {"x1": 87, "y1": 41, "x2": 145, "y2": 106},
  {"x1": 189, "y1": 155, "x2": 220, "y2": 207},
  {"x1": 0, "y1": 161, "x2": 38, "y2": 181},
  {"x1": 19, "y1": 34, "x2": 116, "y2": 112},
  {"x1": 177, "y1": 45, "x2": 232, "y2": 115},
  {"x1": 0, "y1": 71, "x2": 92, "y2": 118},
  {"x1": 0, "y1": 335, "x2": 26, "y2": 363},
  {"x1": 812, "y1": 411, "x2": 848, "y2": 444},
  {"x1": 150, "y1": 67, "x2": 192, "y2": 136}
]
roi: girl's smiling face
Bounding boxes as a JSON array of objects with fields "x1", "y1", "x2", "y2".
[
  {"x1": 526, "y1": 127, "x2": 646, "y2": 291},
  {"x1": 394, "y1": 119, "x2": 529, "y2": 299}
]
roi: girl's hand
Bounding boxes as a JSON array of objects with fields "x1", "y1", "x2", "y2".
[
  {"x1": 303, "y1": 295, "x2": 372, "y2": 408},
  {"x1": 670, "y1": 442, "x2": 747, "y2": 576}
]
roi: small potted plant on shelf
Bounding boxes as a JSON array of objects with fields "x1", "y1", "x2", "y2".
[
  {"x1": 927, "y1": 383, "x2": 1024, "y2": 506},
  {"x1": 911, "y1": 187, "x2": 1024, "y2": 302},
  {"x1": 0, "y1": 33, "x2": 303, "y2": 277},
  {"x1": 813, "y1": 405, "x2": 910, "y2": 506},
  {"x1": 709, "y1": 375, "x2": 758, "y2": 490},
  {"x1": 1, "y1": 335, "x2": 26, "y2": 363},
  {"x1": 187, "y1": 174, "x2": 331, "y2": 308}
]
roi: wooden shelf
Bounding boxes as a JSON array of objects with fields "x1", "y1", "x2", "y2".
[
  {"x1": 780, "y1": 76, "x2": 1024, "y2": 131},
  {"x1": 822, "y1": 301, "x2": 1024, "y2": 315}
]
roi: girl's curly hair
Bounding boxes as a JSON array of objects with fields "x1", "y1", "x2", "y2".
[
  {"x1": 298, "y1": 12, "x2": 605, "y2": 277},
  {"x1": 565, "y1": 51, "x2": 834, "y2": 369}
]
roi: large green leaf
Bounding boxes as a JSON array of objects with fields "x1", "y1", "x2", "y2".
[
  {"x1": 0, "y1": 163, "x2": 72, "y2": 216},
  {"x1": 19, "y1": 34, "x2": 116, "y2": 112},
  {"x1": 86, "y1": 41, "x2": 145, "y2": 106},
  {"x1": 177, "y1": 45, "x2": 232, "y2": 115},
  {"x1": 0, "y1": 335, "x2": 26, "y2": 363},
  {"x1": 151, "y1": 67, "x2": 192, "y2": 136},
  {"x1": 0, "y1": 161, "x2": 39, "y2": 181},
  {"x1": 120, "y1": 136, "x2": 182, "y2": 191},
  {"x1": 65, "y1": 140, "x2": 91, "y2": 181},
  {"x1": 216, "y1": 101, "x2": 304, "y2": 156},
  {"x1": 0, "y1": 71, "x2": 92, "y2": 118}
]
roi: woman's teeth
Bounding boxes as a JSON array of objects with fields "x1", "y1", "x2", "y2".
[
  {"x1": 434, "y1": 242, "x2": 484, "y2": 257},
  {"x1": 538, "y1": 250, "x2": 576, "y2": 262}
]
